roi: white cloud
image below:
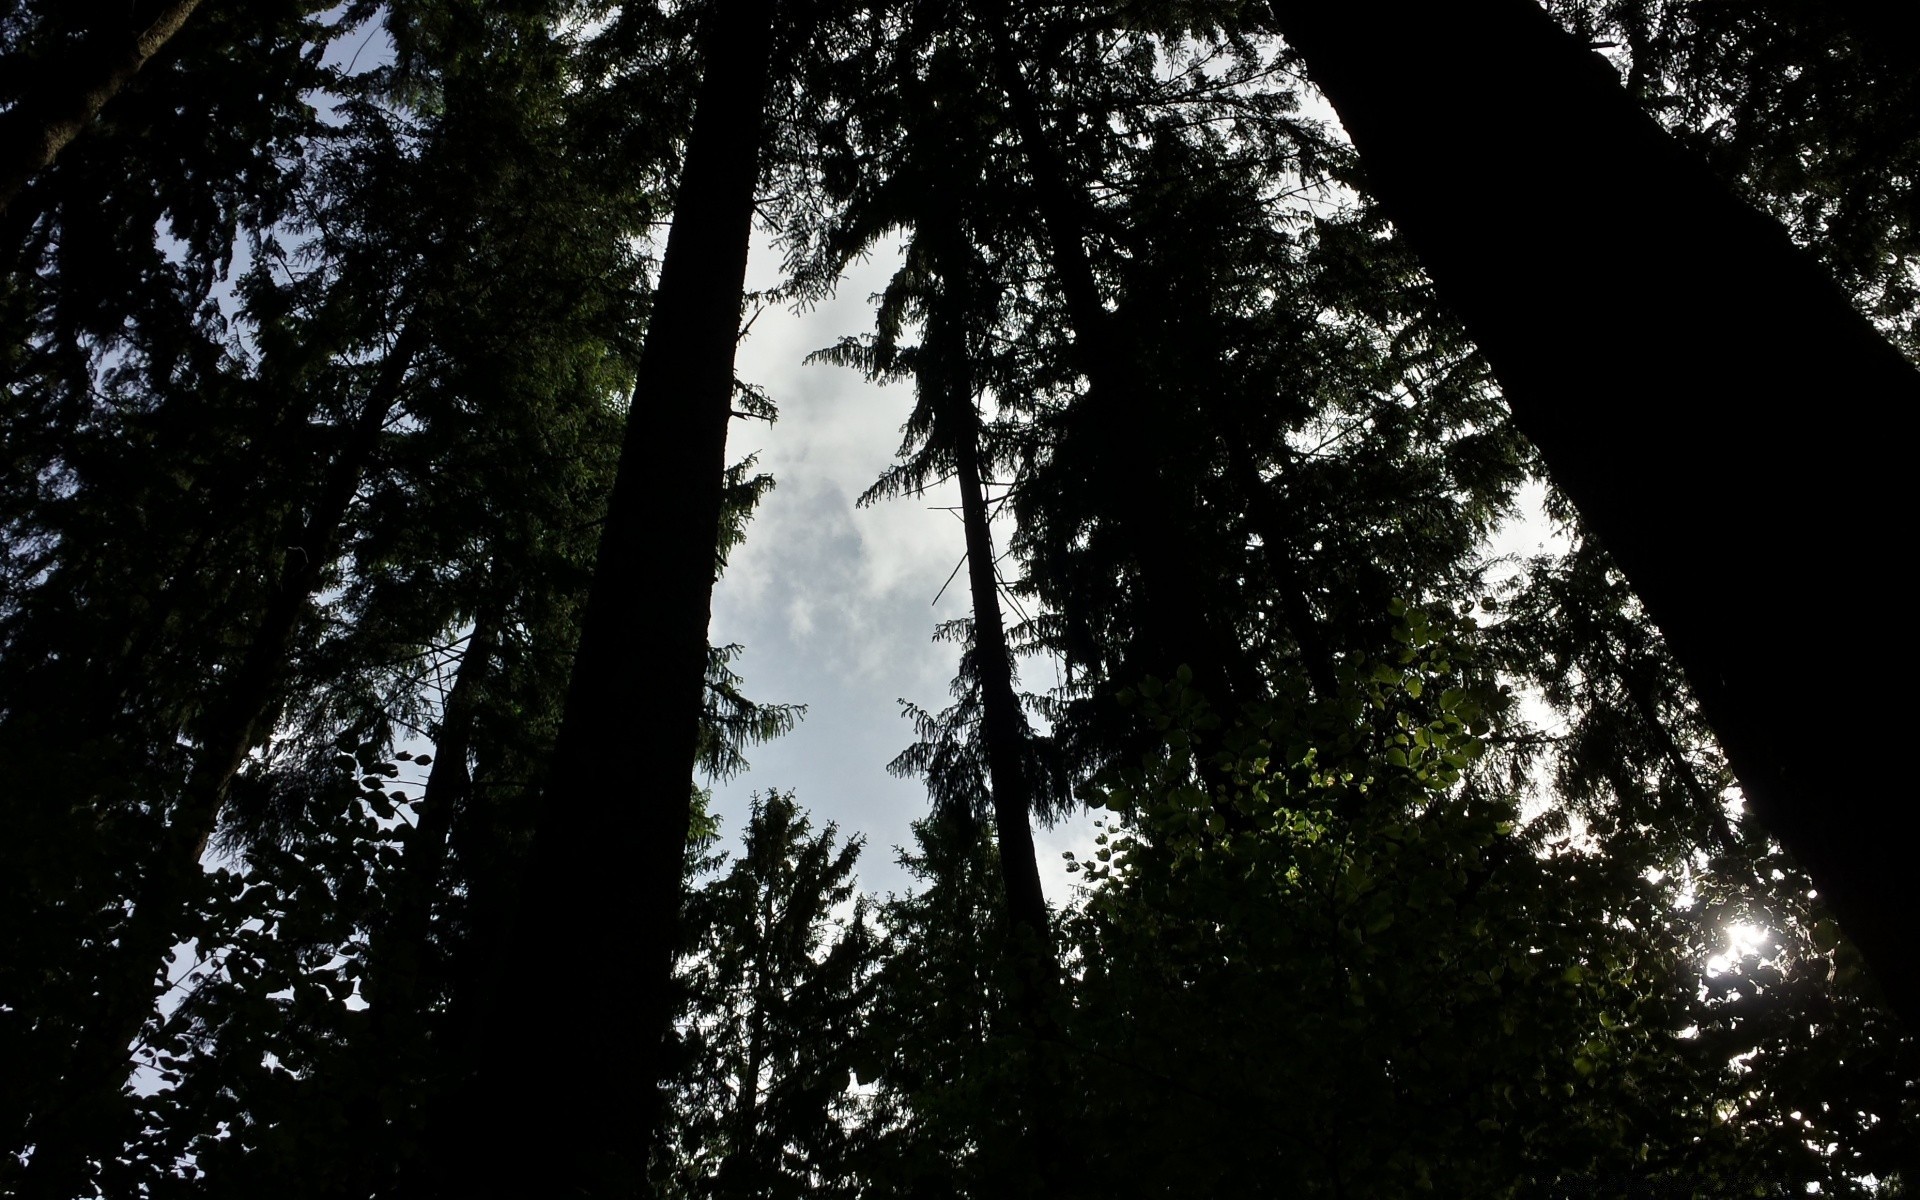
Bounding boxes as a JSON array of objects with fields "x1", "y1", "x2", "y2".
[{"x1": 709, "y1": 231, "x2": 974, "y2": 895}]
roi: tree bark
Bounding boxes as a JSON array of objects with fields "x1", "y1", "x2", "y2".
[
  {"x1": 468, "y1": 0, "x2": 778, "y2": 1193},
  {"x1": 0, "y1": 0, "x2": 206, "y2": 217},
  {"x1": 1264, "y1": 0, "x2": 1920, "y2": 1024}
]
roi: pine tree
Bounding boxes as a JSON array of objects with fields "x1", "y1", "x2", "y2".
[
  {"x1": 657, "y1": 791, "x2": 877, "y2": 1199},
  {"x1": 855, "y1": 814, "x2": 1022, "y2": 1198}
]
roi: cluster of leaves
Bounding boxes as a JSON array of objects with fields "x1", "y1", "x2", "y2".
[
  {"x1": 648, "y1": 610, "x2": 1915, "y2": 1197},
  {"x1": 1064, "y1": 615, "x2": 1738, "y2": 1195}
]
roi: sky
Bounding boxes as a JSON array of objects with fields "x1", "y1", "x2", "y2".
[{"x1": 708, "y1": 232, "x2": 1094, "y2": 901}]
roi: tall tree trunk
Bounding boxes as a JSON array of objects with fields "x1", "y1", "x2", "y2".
[
  {"x1": 7, "y1": 321, "x2": 423, "y2": 1197},
  {"x1": 0, "y1": 0, "x2": 205, "y2": 217},
  {"x1": 369, "y1": 618, "x2": 493, "y2": 1034},
  {"x1": 468, "y1": 0, "x2": 777, "y2": 1193},
  {"x1": 908, "y1": 169, "x2": 1080, "y2": 1187},
  {"x1": 939, "y1": 302, "x2": 1077, "y2": 1200},
  {"x1": 924, "y1": 239, "x2": 1054, "y2": 982},
  {"x1": 226, "y1": 615, "x2": 501, "y2": 1198},
  {"x1": 180, "y1": 321, "x2": 427, "y2": 841},
  {"x1": 1264, "y1": 0, "x2": 1920, "y2": 1024}
]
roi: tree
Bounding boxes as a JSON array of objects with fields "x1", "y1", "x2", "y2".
[
  {"x1": 0, "y1": 0, "x2": 210, "y2": 216},
  {"x1": 469, "y1": 0, "x2": 782, "y2": 1192},
  {"x1": 854, "y1": 812, "x2": 1029, "y2": 1198},
  {"x1": 1262, "y1": 0, "x2": 1920, "y2": 1024},
  {"x1": 812, "y1": 142, "x2": 1067, "y2": 1010},
  {"x1": 657, "y1": 791, "x2": 877, "y2": 1199},
  {"x1": 858, "y1": 225, "x2": 1080, "y2": 1195}
]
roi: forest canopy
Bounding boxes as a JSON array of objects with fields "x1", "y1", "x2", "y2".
[{"x1": 0, "y1": 0, "x2": 1914, "y2": 1197}]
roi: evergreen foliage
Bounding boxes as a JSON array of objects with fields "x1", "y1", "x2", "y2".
[
  {"x1": 658, "y1": 791, "x2": 875, "y2": 1199},
  {"x1": 0, "y1": 1, "x2": 1913, "y2": 1197}
]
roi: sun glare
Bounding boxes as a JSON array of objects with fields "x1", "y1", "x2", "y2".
[{"x1": 1706, "y1": 921, "x2": 1770, "y2": 977}]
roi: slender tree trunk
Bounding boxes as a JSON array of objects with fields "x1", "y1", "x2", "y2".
[
  {"x1": 1264, "y1": 0, "x2": 1920, "y2": 1024},
  {"x1": 368, "y1": 618, "x2": 492, "y2": 1032},
  {"x1": 468, "y1": 0, "x2": 777, "y2": 1193},
  {"x1": 945, "y1": 342, "x2": 1077, "y2": 1200},
  {"x1": 8, "y1": 321, "x2": 423, "y2": 1197},
  {"x1": 180, "y1": 321, "x2": 427, "y2": 842},
  {"x1": 956, "y1": 419, "x2": 1054, "y2": 954},
  {"x1": 277, "y1": 617, "x2": 495, "y2": 1197},
  {"x1": 924, "y1": 247, "x2": 1054, "y2": 976},
  {"x1": 914, "y1": 195, "x2": 1076, "y2": 1194},
  {"x1": 0, "y1": 0, "x2": 206, "y2": 217}
]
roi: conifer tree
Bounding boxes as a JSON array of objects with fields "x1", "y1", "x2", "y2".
[
  {"x1": 657, "y1": 791, "x2": 876, "y2": 1199},
  {"x1": 2, "y1": 3, "x2": 675, "y2": 1189},
  {"x1": 471, "y1": 0, "x2": 782, "y2": 1192}
]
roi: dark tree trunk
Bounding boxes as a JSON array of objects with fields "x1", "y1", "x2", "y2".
[
  {"x1": 265, "y1": 617, "x2": 496, "y2": 1196},
  {"x1": 367, "y1": 618, "x2": 493, "y2": 1035},
  {"x1": 932, "y1": 298, "x2": 1081, "y2": 1200},
  {"x1": 1265, "y1": 0, "x2": 1920, "y2": 1024},
  {"x1": 954, "y1": 401, "x2": 1053, "y2": 957},
  {"x1": 0, "y1": 0, "x2": 205, "y2": 217},
  {"x1": 924, "y1": 243, "x2": 1054, "y2": 978},
  {"x1": 468, "y1": 0, "x2": 778, "y2": 1193},
  {"x1": 7, "y1": 321, "x2": 423, "y2": 1197}
]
